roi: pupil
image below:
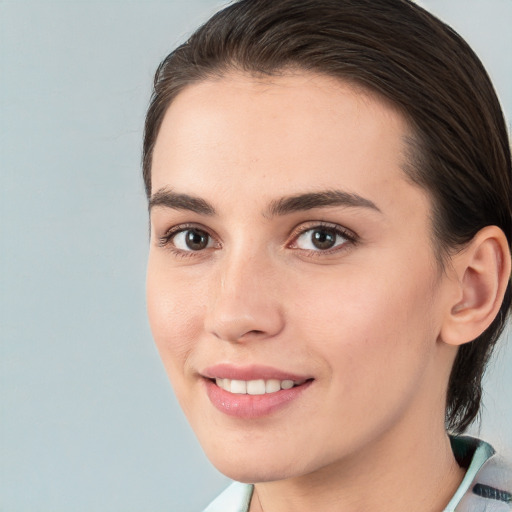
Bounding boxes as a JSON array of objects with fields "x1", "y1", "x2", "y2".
[
  {"x1": 312, "y1": 229, "x2": 336, "y2": 250},
  {"x1": 186, "y1": 229, "x2": 208, "y2": 250}
]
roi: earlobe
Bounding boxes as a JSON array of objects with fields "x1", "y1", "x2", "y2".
[{"x1": 440, "y1": 226, "x2": 511, "y2": 347}]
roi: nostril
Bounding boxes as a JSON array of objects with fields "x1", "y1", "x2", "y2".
[
  {"x1": 241, "y1": 329, "x2": 265, "y2": 338},
  {"x1": 206, "y1": 302, "x2": 285, "y2": 342}
]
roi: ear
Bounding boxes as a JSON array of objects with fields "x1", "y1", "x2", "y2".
[{"x1": 440, "y1": 225, "x2": 511, "y2": 347}]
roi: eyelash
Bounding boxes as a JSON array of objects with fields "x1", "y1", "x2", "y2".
[
  {"x1": 288, "y1": 222, "x2": 358, "y2": 257},
  {"x1": 157, "y1": 221, "x2": 358, "y2": 258},
  {"x1": 158, "y1": 223, "x2": 218, "y2": 259}
]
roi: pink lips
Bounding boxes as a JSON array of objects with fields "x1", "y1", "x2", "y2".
[
  {"x1": 202, "y1": 364, "x2": 310, "y2": 382},
  {"x1": 201, "y1": 364, "x2": 313, "y2": 419}
]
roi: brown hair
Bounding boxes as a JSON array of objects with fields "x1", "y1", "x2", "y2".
[{"x1": 143, "y1": 0, "x2": 512, "y2": 433}]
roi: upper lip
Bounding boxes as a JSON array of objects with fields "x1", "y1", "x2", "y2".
[{"x1": 201, "y1": 364, "x2": 312, "y2": 381}]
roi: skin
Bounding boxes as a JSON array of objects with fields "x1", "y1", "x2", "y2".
[{"x1": 147, "y1": 72, "x2": 468, "y2": 511}]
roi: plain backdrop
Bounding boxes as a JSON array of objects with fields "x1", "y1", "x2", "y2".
[{"x1": 1, "y1": 1, "x2": 511, "y2": 511}]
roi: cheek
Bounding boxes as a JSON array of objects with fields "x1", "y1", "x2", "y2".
[
  {"x1": 146, "y1": 260, "x2": 204, "y2": 379},
  {"x1": 292, "y1": 261, "x2": 438, "y2": 384},
  {"x1": 284, "y1": 264, "x2": 440, "y2": 450}
]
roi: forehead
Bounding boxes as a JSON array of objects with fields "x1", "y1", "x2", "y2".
[{"x1": 151, "y1": 71, "x2": 426, "y2": 218}]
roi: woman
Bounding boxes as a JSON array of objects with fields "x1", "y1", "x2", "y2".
[{"x1": 143, "y1": 0, "x2": 512, "y2": 510}]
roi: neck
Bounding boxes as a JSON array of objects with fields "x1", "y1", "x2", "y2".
[{"x1": 250, "y1": 418, "x2": 464, "y2": 512}]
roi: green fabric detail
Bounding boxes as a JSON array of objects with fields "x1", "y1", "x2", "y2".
[{"x1": 443, "y1": 436, "x2": 495, "y2": 512}]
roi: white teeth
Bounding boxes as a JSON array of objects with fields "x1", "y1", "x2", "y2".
[
  {"x1": 265, "y1": 379, "x2": 281, "y2": 393},
  {"x1": 230, "y1": 379, "x2": 247, "y2": 394},
  {"x1": 214, "y1": 377, "x2": 306, "y2": 394},
  {"x1": 247, "y1": 379, "x2": 266, "y2": 395}
]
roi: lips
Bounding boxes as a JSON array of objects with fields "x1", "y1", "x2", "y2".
[
  {"x1": 201, "y1": 364, "x2": 313, "y2": 418},
  {"x1": 202, "y1": 363, "x2": 310, "y2": 382}
]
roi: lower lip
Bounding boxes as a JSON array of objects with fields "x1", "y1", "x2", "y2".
[{"x1": 203, "y1": 378, "x2": 313, "y2": 419}]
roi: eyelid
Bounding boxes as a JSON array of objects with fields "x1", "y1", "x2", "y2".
[
  {"x1": 155, "y1": 220, "x2": 357, "y2": 257},
  {"x1": 157, "y1": 223, "x2": 220, "y2": 250},
  {"x1": 287, "y1": 221, "x2": 358, "y2": 252}
]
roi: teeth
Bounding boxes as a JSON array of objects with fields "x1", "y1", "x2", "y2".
[
  {"x1": 265, "y1": 379, "x2": 281, "y2": 393},
  {"x1": 281, "y1": 379, "x2": 294, "y2": 389},
  {"x1": 247, "y1": 379, "x2": 266, "y2": 395},
  {"x1": 214, "y1": 378, "x2": 306, "y2": 394},
  {"x1": 230, "y1": 379, "x2": 247, "y2": 394}
]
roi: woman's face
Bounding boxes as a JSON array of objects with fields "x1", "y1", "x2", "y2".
[{"x1": 147, "y1": 72, "x2": 457, "y2": 482}]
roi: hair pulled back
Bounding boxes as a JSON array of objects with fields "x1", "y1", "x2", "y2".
[{"x1": 143, "y1": 0, "x2": 512, "y2": 433}]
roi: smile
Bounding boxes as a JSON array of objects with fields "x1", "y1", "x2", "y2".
[
  {"x1": 214, "y1": 378, "x2": 307, "y2": 395},
  {"x1": 202, "y1": 368, "x2": 313, "y2": 418}
]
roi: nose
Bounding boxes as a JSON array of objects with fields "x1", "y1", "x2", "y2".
[{"x1": 204, "y1": 249, "x2": 285, "y2": 343}]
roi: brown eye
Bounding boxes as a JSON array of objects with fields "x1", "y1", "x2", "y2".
[
  {"x1": 173, "y1": 228, "x2": 212, "y2": 251},
  {"x1": 311, "y1": 229, "x2": 337, "y2": 250},
  {"x1": 293, "y1": 225, "x2": 350, "y2": 251}
]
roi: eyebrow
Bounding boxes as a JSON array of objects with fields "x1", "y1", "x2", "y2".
[
  {"x1": 148, "y1": 187, "x2": 381, "y2": 217},
  {"x1": 265, "y1": 189, "x2": 381, "y2": 217},
  {"x1": 149, "y1": 188, "x2": 216, "y2": 215}
]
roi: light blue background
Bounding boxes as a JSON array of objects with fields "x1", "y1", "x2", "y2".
[{"x1": 1, "y1": 1, "x2": 510, "y2": 510}]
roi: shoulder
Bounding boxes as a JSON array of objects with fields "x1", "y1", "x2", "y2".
[{"x1": 202, "y1": 482, "x2": 254, "y2": 512}]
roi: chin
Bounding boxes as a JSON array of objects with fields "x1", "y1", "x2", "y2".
[
  {"x1": 214, "y1": 464, "x2": 301, "y2": 485},
  {"x1": 205, "y1": 446, "x2": 309, "y2": 483}
]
